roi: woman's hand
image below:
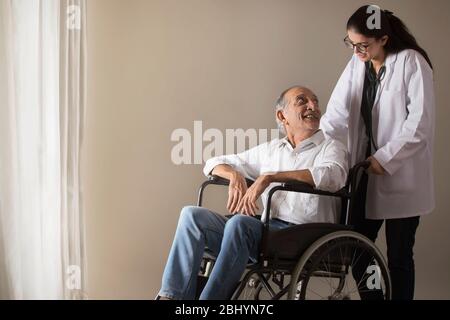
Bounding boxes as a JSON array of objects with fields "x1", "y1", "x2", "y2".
[
  {"x1": 227, "y1": 172, "x2": 248, "y2": 214},
  {"x1": 235, "y1": 175, "x2": 272, "y2": 216},
  {"x1": 367, "y1": 156, "x2": 386, "y2": 175}
]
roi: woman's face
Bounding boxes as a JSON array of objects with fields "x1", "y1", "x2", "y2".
[{"x1": 346, "y1": 29, "x2": 388, "y2": 62}]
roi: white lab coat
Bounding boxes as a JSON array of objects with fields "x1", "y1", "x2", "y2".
[{"x1": 321, "y1": 49, "x2": 435, "y2": 219}]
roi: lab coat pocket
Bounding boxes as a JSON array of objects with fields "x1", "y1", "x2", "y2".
[
  {"x1": 380, "y1": 88, "x2": 406, "y2": 117},
  {"x1": 378, "y1": 160, "x2": 415, "y2": 195},
  {"x1": 378, "y1": 88, "x2": 407, "y2": 143}
]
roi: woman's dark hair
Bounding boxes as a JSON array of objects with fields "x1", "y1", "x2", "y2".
[{"x1": 347, "y1": 5, "x2": 433, "y2": 69}]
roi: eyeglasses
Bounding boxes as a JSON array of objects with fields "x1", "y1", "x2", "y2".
[{"x1": 343, "y1": 36, "x2": 375, "y2": 53}]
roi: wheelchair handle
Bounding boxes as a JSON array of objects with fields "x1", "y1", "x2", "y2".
[
  {"x1": 346, "y1": 160, "x2": 370, "y2": 189},
  {"x1": 345, "y1": 160, "x2": 370, "y2": 225}
]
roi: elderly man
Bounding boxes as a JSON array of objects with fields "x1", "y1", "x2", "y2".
[{"x1": 158, "y1": 86, "x2": 348, "y2": 300}]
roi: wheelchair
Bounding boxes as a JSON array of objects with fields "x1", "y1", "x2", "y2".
[{"x1": 195, "y1": 161, "x2": 391, "y2": 300}]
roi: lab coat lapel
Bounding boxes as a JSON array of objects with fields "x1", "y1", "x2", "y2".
[
  {"x1": 353, "y1": 60, "x2": 365, "y2": 109},
  {"x1": 373, "y1": 53, "x2": 398, "y2": 107},
  {"x1": 349, "y1": 57, "x2": 365, "y2": 166}
]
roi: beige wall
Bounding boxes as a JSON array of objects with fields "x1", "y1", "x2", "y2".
[{"x1": 84, "y1": 0, "x2": 450, "y2": 299}]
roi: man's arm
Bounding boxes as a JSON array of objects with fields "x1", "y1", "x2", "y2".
[
  {"x1": 203, "y1": 142, "x2": 270, "y2": 214},
  {"x1": 211, "y1": 165, "x2": 311, "y2": 185},
  {"x1": 211, "y1": 164, "x2": 242, "y2": 180},
  {"x1": 203, "y1": 142, "x2": 269, "y2": 180},
  {"x1": 211, "y1": 164, "x2": 248, "y2": 214},
  {"x1": 263, "y1": 169, "x2": 315, "y2": 187},
  {"x1": 236, "y1": 139, "x2": 348, "y2": 216},
  {"x1": 235, "y1": 169, "x2": 314, "y2": 216}
]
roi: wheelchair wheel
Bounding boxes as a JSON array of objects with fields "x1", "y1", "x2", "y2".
[
  {"x1": 288, "y1": 231, "x2": 391, "y2": 300},
  {"x1": 234, "y1": 274, "x2": 265, "y2": 300}
]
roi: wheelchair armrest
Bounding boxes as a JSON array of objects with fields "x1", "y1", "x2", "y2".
[
  {"x1": 197, "y1": 175, "x2": 254, "y2": 207},
  {"x1": 281, "y1": 181, "x2": 349, "y2": 198},
  {"x1": 208, "y1": 175, "x2": 254, "y2": 187},
  {"x1": 282, "y1": 180, "x2": 315, "y2": 192},
  {"x1": 261, "y1": 182, "x2": 350, "y2": 227},
  {"x1": 277, "y1": 159, "x2": 371, "y2": 200}
]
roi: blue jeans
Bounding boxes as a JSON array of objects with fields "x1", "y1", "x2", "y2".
[{"x1": 158, "y1": 206, "x2": 290, "y2": 300}]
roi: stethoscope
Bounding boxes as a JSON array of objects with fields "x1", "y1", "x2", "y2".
[{"x1": 364, "y1": 61, "x2": 386, "y2": 152}]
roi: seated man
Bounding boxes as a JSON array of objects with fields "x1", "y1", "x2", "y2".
[{"x1": 158, "y1": 86, "x2": 348, "y2": 300}]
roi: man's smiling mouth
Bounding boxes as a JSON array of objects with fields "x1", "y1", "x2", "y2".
[{"x1": 302, "y1": 113, "x2": 319, "y2": 120}]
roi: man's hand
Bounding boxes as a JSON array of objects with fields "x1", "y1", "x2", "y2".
[
  {"x1": 367, "y1": 156, "x2": 386, "y2": 175},
  {"x1": 227, "y1": 172, "x2": 248, "y2": 214},
  {"x1": 236, "y1": 175, "x2": 272, "y2": 216}
]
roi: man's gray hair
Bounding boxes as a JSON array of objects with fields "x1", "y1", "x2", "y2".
[{"x1": 275, "y1": 85, "x2": 305, "y2": 136}]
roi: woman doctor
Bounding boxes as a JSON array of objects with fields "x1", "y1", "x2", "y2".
[{"x1": 320, "y1": 5, "x2": 435, "y2": 300}]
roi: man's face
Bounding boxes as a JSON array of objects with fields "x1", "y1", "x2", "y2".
[{"x1": 280, "y1": 87, "x2": 321, "y2": 135}]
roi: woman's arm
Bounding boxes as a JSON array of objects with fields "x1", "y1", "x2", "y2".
[
  {"x1": 320, "y1": 56, "x2": 355, "y2": 145},
  {"x1": 373, "y1": 50, "x2": 435, "y2": 175}
]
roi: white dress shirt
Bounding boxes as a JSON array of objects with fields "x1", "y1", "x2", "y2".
[{"x1": 203, "y1": 130, "x2": 348, "y2": 225}]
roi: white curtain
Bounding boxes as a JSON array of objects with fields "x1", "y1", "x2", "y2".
[{"x1": 0, "y1": 0, "x2": 87, "y2": 299}]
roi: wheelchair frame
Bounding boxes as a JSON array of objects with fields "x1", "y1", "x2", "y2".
[{"x1": 196, "y1": 161, "x2": 392, "y2": 300}]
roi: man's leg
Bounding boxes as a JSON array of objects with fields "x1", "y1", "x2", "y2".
[
  {"x1": 199, "y1": 214, "x2": 263, "y2": 300},
  {"x1": 385, "y1": 216, "x2": 420, "y2": 300},
  {"x1": 158, "y1": 206, "x2": 228, "y2": 300}
]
